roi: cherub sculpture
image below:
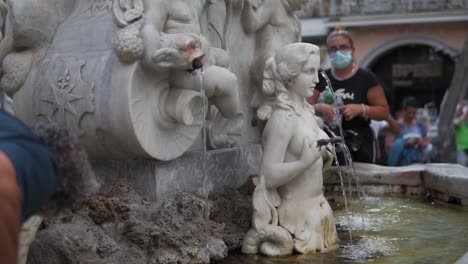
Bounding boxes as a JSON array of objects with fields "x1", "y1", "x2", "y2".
[
  {"x1": 242, "y1": 43, "x2": 338, "y2": 257},
  {"x1": 241, "y1": 0, "x2": 308, "y2": 121},
  {"x1": 0, "y1": 0, "x2": 75, "y2": 99},
  {"x1": 114, "y1": 0, "x2": 243, "y2": 149}
]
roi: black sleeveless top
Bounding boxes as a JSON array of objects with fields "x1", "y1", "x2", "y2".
[{"x1": 325, "y1": 68, "x2": 379, "y2": 130}]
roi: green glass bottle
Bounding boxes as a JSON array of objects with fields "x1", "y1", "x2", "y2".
[{"x1": 323, "y1": 87, "x2": 334, "y2": 105}]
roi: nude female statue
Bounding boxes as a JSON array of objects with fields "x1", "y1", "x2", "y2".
[{"x1": 242, "y1": 43, "x2": 338, "y2": 257}]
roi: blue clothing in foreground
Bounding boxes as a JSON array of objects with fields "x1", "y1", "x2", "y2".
[{"x1": 0, "y1": 110, "x2": 58, "y2": 221}]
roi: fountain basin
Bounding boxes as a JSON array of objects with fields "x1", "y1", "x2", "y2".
[
  {"x1": 324, "y1": 163, "x2": 468, "y2": 206},
  {"x1": 217, "y1": 194, "x2": 468, "y2": 263},
  {"x1": 22, "y1": 162, "x2": 468, "y2": 264},
  {"x1": 218, "y1": 163, "x2": 468, "y2": 263}
]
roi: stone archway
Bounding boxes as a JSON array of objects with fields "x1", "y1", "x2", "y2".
[
  {"x1": 359, "y1": 34, "x2": 459, "y2": 114},
  {"x1": 360, "y1": 34, "x2": 459, "y2": 69}
]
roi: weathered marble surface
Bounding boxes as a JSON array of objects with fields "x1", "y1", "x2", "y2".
[
  {"x1": 240, "y1": 0, "x2": 306, "y2": 120},
  {"x1": 92, "y1": 144, "x2": 261, "y2": 201},
  {"x1": 0, "y1": 0, "x2": 75, "y2": 92}
]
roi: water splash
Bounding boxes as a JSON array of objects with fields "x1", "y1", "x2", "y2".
[{"x1": 340, "y1": 236, "x2": 397, "y2": 261}]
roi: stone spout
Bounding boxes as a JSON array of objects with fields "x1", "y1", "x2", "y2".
[
  {"x1": 191, "y1": 58, "x2": 203, "y2": 70},
  {"x1": 159, "y1": 88, "x2": 203, "y2": 127}
]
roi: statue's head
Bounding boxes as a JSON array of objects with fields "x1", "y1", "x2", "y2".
[
  {"x1": 262, "y1": 43, "x2": 320, "y2": 111},
  {"x1": 152, "y1": 33, "x2": 205, "y2": 71},
  {"x1": 274, "y1": 43, "x2": 319, "y2": 80},
  {"x1": 263, "y1": 43, "x2": 319, "y2": 95}
]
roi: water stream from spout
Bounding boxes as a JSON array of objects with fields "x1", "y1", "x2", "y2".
[
  {"x1": 341, "y1": 143, "x2": 365, "y2": 197},
  {"x1": 331, "y1": 145, "x2": 353, "y2": 243},
  {"x1": 198, "y1": 67, "x2": 210, "y2": 222},
  {"x1": 340, "y1": 143, "x2": 367, "y2": 231},
  {"x1": 320, "y1": 71, "x2": 368, "y2": 239}
]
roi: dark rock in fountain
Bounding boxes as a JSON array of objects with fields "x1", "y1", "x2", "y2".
[
  {"x1": 210, "y1": 189, "x2": 252, "y2": 251},
  {"x1": 27, "y1": 181, "x2": 253, "y2": 264}
]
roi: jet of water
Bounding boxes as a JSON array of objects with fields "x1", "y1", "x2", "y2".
[
  {"x1": 198, "y1": 67, "x2": 210, "y2": 222},
  {"x1": 320, "y1": 71, "x2": 368, "y2": 241}
]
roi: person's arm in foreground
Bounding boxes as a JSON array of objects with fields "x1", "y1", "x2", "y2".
[
  {"x1": 0, "y1": 110, "x2": 58, "y2": 264},
  {"x1": 0, "y1": 151, "x2": 20, "y2": 264}
]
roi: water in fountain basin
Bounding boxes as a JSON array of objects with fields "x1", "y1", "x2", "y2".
[{"x1": 217, "y1": 195, "x2": 468, "y2": 263}]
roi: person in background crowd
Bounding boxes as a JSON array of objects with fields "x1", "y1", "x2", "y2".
[
  {"x1": 387, "y1": 97, "x2": 433, "y2": 166},
  {"x1": 309, "y1": 24, "x2": 389, "y2": 163},
  {"x1": 371, "y1": 113, "x2": 401, "y2": 165},
  {"x1": 0, "y1": 109, "x2": 99, "y2": 264},
  {"x1": 454, "y1": 100, "x2": 468, "y2": 166},
  {"x1": 383, "y1": 110, "x2": 404, "y2": 159}
]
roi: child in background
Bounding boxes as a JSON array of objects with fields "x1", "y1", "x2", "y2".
[{"x1": 454, "y1": 100, "x2": 468, "y2": 166}]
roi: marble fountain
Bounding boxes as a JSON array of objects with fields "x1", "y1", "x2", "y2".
[{"x1": 0, "y1": 0, "x2": 467, "y2": 263}]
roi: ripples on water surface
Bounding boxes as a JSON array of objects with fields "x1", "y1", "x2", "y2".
[{"x1": 217, "y1": 196, "x2": 468, "y2": 264}]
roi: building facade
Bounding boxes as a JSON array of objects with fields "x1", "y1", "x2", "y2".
[{"x1": 299, "y1": 0, "x2": 468, "y2": 112}]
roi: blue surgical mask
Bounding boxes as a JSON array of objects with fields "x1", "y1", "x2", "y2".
[{"x1": 330, "y1": 51, "x2": 353, "y2": 69}]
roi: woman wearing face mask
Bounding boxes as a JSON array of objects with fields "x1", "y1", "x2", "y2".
[{"x1": 310, "y1": 25, "x2": 389, "y2": 163}]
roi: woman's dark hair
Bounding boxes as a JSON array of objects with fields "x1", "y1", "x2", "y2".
[
  {"x1": 33, "y1": 123, "x2": 100, "y2": 204},
  {"x1": 326, "y1": 24, "x2": 354, "y2": 48},
  {"x1": 402, "y1": 96, "x2": 419, "y2": 109}
]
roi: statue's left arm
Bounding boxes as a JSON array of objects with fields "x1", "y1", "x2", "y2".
[{"x1": 321, "y1": 144, "x2": 334, "y2": 172}]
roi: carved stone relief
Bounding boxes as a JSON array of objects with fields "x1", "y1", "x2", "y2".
[
  {"x1": 0, "y1": 0, "x2": 76, "y2": 97},
  {"x1": 240, "y1": 0, "x2": 307, "y2": 121},
  {"x1": 112, "y1": 0, "x2": 144, "y2": 63},
  {"x1": 34, "y1": 57, "x2": 95, "y2": 134},
  {"x1": 4, "y1": 0, "x2": 301, "y2": 161},
  {"x1": 133, "y1": 0, "x2": 244, "y2": 152}
]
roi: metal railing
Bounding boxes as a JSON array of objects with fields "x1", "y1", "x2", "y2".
[{"x1": 297, "y1": 0, "x2": 468, "y2": 18}]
